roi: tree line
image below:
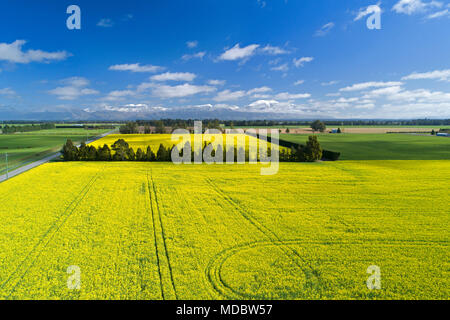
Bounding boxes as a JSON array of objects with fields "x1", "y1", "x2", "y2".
[
  {"x1": 119, "y1": 120, "x2": 222, "y2": 134},
  {"x1": 1, "y1": 123, "x2": 55, "y2": 134},
  {"x1": 61, "y1": 136, "x2": 324, "y2": 163},
  {"x1": 130, "y1": 118, "x2": 450, "y2": 127}
]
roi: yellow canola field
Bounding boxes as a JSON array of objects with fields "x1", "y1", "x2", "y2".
[
  {"x1": 0, "y1": 161, "x2": 448, "y2": 299},
  {"x1": 89, "y1": 134, "x2": 280, "y2": 153}
]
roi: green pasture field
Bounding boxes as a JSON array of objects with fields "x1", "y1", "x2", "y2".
[
  {"x1": 0, "y1": 128, "x2": 113, "y2": 174},
  {"x1": 281, "y1": 133, "x2": 450, "y2": 160},
  {"x1": 15, "y1": 128, "x2": 116, "y2": 135}
]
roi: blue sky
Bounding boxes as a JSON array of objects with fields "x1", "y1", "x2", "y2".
[{"x1": 0, "y1": 0, "x2": 449, "y2": 120}]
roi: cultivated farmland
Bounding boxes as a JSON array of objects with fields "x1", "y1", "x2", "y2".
[
  {"x1": 0, "y1": 128, "x2": 113, "y2": 175},
  {"x1": 281, "y1": 133, "x2": 450, "y2": 160},
  {"x1": 0, "y1": 161, "x2": 448, "y2": 299},
  {"x1": 89, "y1": 134, "x2": 278, "y2": 154}
]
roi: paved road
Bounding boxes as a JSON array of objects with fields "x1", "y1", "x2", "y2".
[{"x1": 0, "y1": 130, "x2": 116, "y2": 183}]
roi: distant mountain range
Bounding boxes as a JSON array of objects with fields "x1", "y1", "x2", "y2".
[
  {"x1": 1, "y1": 105, "x2": 446, "y2": 121},
  {"x1": 0, "y1": 106, "x2": 320, "y2": 121}
]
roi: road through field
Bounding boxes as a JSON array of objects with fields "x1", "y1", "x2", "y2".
[
  {"x1": 0, "y1": 130, "x2": 116, "y2": 183},
  {"x1": 0, "y1": 161, "x2": 448, "y2": 299}
]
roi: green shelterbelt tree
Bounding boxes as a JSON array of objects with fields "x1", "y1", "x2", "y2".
[
  {"x1": 205, "y1": 119, "x2": 221, "y2": 131},
  {"x1": 78, "y1": 142, "x2": 88, "y2": 160},
  {"x1": 146, "y1": 146, "x2": 156, "y2": 161},
  {"x1": 97, "y1": 144, "x2": 112, "y2": 161},
  {"x1": 301, "y1": 136, "x2": 323, "y2": 162},
  {"x1": 59, "y1": 136, "x2": 327, "y2": 163},
  {"x1": 61, "y1": 139, "x2": 78, "y2": 161},
  {"x1": 119, "y1": 122, "x2": 139, "y2": 134},
  {"x1": 127, "y1": 147, "x2": 136, "y2": 161},
  {"x1": 111, "y1": 139, "x2": 130, "y2": 161},
  {"x1": 156, "y1": 143, "x2": 170, "y2": 161},
  {"x1": 294, "y1": 136, "x2": 323, "y2": 162},
  {"x1": 311, "y1": 120, "x2": 326, "y2": 133},
  {"x1": 86, "y1": 146, "x2": 98, "y2": 161},
  {"x1": 135, "y1": 148, "x2": 144, "y2": 161}
]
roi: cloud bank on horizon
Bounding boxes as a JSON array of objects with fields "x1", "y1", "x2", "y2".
[{"x1": 0, "y1": 0, "x2": 449, "y2": 120}]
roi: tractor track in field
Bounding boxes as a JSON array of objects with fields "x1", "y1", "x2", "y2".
[
  {"x1": 206, "y1": 239, "x2": 314, "y2": 299},
  {"x1": 146, "y1": 171, "x2": 178, "y2": 300},
  {"x1": 145, "y1": 173, "x2": 165, "y2": 300},
  {"x1": 206, "y1": 238, "x2": 449, "y2": 299},
  {"x1": 0, "y1": 167, "x2": 104, "y2": 298},
  {"x1": 204, "y1": 178, "x2": 321, "y2": 298}
]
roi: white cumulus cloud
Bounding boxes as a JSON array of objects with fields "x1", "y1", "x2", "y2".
[
  {"x1": 392, "y1": 0, "x2": 442, "y2": 15},
  {"x1": 151, "y1": 83, "x2": 216, "y2": 98},
  {"x1": 425, "y1": 8, "x2": 450, "y2": 18},
  {"x1": 219, "y1": 44, "x2": 260, "y2": 61},
  {"x1": 182, "y1": 52, "x2": 206, "y2": 61},
  {"x1": 248, "y1": 100, "x2": 279, "y2": 110},
  {"x1": 151, "y1": 72, "x2": 197, "y2": 82},
  {"x1": 0, "y1": 88, "x2": 16, "y2": 96},
  {"x1": 247, "y1": 87, "x2": 272, "y2": 95},
  {"x1": 293, "y1": 57, "x2": 314, "y2": 68},
  {"x1": 355, "y1": 3, "x2": 382, "y2": 21},
  {"x1": 274, "y1": 92, "x2": 311, "y2": 100},
  {"x1": 314, "y1": 22, "x2": 335, "y2": 36},
  {"x1": 0, "y1": 40, "x2": 69, "y2": 64},
  {"x1": 97, "y1": 18, "x2": 114, "y2": 27},
  {"x1": 213, "y1": 90, "x2": 247, "y2": 102},
  {"x1": 48, "y1": 77, "x2": 99, "y2": 100},
  {"x1": 271, "y1": 63, "x2": 289, "y2": 72},
  {"x1": 102, "y1": 90, "x2": 136, "y2": 102},
  {"x1": 402, "y1": 69, "x2": 450, "y2": 81},
  {"x1": 109, "y1": 63, "x2": 164, "y2": 73},
  {"x1": 339, "y1": 81, "x2": 404, "y2": 92},
  {"x1": 260, "y1": 45, "x2": 290, "y2": 55},
  {"x1": 186, "y1": 41, "x2": 198, "y2": 48},
  {"x1": 207, "y1": 79, "x2": 226, "y2": 86}
]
